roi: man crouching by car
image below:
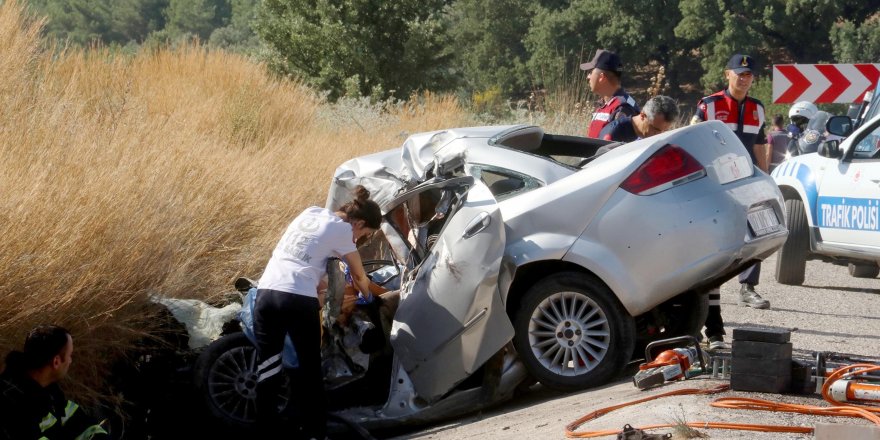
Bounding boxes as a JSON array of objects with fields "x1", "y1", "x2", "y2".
[{"x1": 0, "y1": 325, "x2": 108, "y2": 440}]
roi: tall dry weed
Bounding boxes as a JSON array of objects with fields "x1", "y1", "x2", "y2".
[{"x1": 0, "y1": 0, "x2": 473, "y2": 405}]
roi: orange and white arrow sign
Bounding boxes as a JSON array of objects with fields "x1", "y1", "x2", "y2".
[{"x1": 773, "y1": 64, "x2": 880, "y2": 104}]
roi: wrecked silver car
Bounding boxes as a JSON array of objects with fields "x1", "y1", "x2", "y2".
[{"x1": 167, "y1": 122, "x2": 787, "y2": 433}]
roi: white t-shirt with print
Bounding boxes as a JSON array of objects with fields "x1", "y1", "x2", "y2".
[{"x1": 258, "y1": 207, "x2": 356, "y2": 297}]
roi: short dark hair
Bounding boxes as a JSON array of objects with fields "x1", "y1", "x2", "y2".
[
  {"x1": 23, "y1": 325, "x2": 70, "y2": 370},
  {"x1": 597, "y1": 68, "x2": 621, "y2": 83},
  {"x1": 773, "y1": 114, "x2": 784, "y2": 127}
]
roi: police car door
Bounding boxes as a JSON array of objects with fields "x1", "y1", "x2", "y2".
[
  {"x1": 815, "y1": 116, "x2": 880, "y2": 250},
  {"x1": 384, "y1": 178, "x2": 513, "y2": 402}
]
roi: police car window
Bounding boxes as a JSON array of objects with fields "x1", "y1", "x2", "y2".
[{"x1": 852, "y1": 124, "x2": 880, "y2": 160}]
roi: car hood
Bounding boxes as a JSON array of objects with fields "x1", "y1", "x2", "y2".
[{"x1": 326, "y1": 125, "x2": 521, "y2": 210}]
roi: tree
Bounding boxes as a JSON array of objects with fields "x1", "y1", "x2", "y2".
[
  {"x1": 163, "y1": 0, "x2": 232, "y2": 42},
  {"x1": 256, "y1": 0, "x2": 454, "y2": 100},
  {"x1": 208, "y1": 0, "x2": 262, "y2": 54},
  {"x1": 830, "y1": 12, "x2": 880, "y2": 63},
  {"x1": 444, "y1": 0, "x2": 533, "y2": 97},
  {"x1": 28, "y1": 0, "x2": 168, "y2": 45},
  {"x1": 523, "y1": 1, "x2": 602, "y2": 86},
  {"x1": 676, "y1": 0, "x2": 880, "y2": 92},
  {"x1": 525, "y1": 0, "x2": 691, "y2": 94},
  {"x1": 675, "y1": 0, "x2": 764, "y2": 92},
  {"x1": 588, "y1": 0, "x2": 689, "y2": 93}
]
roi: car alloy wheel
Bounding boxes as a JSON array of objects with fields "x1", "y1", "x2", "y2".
[
  {"x1": 529, "y1": 291, "x2": 610, "y2": 375},
  {"x1": 194, "y1": 332, "x2": 289, "y2": 429},
  {"x1": 513, "y1": 272, "x2": 634, "y2": 390}
]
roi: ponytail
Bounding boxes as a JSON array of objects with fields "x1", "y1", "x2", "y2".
[{"x1": 339, "y1": 185, "x2": 381, "y2": 229}]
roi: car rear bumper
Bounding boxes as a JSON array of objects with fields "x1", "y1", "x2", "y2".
[{"x1": 564, "y1": 173, "x2": 788, "y2": 316}]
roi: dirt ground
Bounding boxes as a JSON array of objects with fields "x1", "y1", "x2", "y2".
[
  {"x1": 387, "y1": 376, "x2": 877, "y2": 440},
  {"x1": 387, "y1": 253, "x2": 880, "y2": 440}
]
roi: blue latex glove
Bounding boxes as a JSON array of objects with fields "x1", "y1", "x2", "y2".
[{"x1": 356, "y1": 292, "x2": 374, "y2": 305}]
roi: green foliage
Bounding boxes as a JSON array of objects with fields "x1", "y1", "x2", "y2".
[
  {"x1": 444, "y1": 0, "x2": 533, "y2": 97},
  {"x1": 525, "y1": 0, "x2": 692, "y2": 94},
  {"x1": 750, "y1": 76, "x2": 788, "y2": 124},
  {"x1": 523, "y1": 1, "x2": 602, "y2": 85},
  {"x1": 255, "y1": 0, "x2": 454, "y2": 101},
  {"x1": 22, "y1": 0, "x2": 880, "y2": 108},
  {"x1": 207, "y1": 0, "x2": 261, "y2": 53},
  {"x1": 677, "y1": 0, "x2": 880, "y2": 92},
  {"x1": 163, "y1": 0, "x2": 232, "y2": 41},
  {"x1": 28, "y1": 0, "x2": 169, "y2": 45},
  {"x1": 471, "y1": 86, "x2": 507, "y2": 118},
  {"x1": 676, "y1": 0, "x2": 764, "y2": 92},
  {"x1": 830, "y1": 12, "x2": 880, "y2": 63},
  {"x1": 28, "y1": 0, "x2": 258, "y2": 52}
]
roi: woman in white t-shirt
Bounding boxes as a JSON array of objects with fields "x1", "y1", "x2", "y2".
[{"x1": 253, "y1": 185, "x2": 380, "y2": 439}]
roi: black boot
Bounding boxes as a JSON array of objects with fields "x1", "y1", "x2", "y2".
[{"x1": 738, "y1": 284, "x2": 769, "y2": 309}]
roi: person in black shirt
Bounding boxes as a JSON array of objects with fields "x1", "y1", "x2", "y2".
[{"x1": 0, "y1": 325, "x2": 107, "y2": 440}]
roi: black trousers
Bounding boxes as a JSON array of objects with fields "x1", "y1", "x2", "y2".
[
  {"x1": 704, "y1": 287, "x2": 724, "y2": 339},
  {"x1": 253, "y1": 289, "x2": 326, "y2": 439},
  {"x1": 706, "y1": 263, "x2": 762, "y2": 338}
]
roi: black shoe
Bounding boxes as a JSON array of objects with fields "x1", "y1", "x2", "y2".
[
  {"x1": 738, "y1": 284, "x2": 770, "y2": 309},
  {"x1": 707, "y1": 335, "x2": 726, "y2": 350}
]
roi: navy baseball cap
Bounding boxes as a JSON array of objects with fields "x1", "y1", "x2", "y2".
[
  {"x1": 727, "y1": 54, "x2": 755, "y2": 74},
  {"x1": 580, "y1": 49, "x2": 623, "y2": 73}
]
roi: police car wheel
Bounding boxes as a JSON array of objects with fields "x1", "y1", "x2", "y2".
[
  {"x1": 776, "y1": 199, "x2": 809, "y2": 285},
  {"x1": 848, "y1": 263, "x2": 880, "y2": 278},
  {"x1": 512, "y1": 272, "x2": 635, "y2": 391}
]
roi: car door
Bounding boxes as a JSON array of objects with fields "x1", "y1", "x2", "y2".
[
  {"x1": 385, "y1": 178, "x2": 513, "y2": 402},
  {"x1": 816, "y1": 117, "x2": 880, "y2": 250}
]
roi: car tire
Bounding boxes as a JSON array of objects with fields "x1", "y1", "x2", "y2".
[
  {"x1": 512, "y1": 272, "x2": 635, "y2": 391},
  {"x1": 848, "y1": 263, "x2": 880, "y2": 278},
  {"x1": 193, "y1": 332, "x2": 263, "y2": 431},
  {"x1": 776, "y1": 198, "x2": 809, "y2": 285},
  {"x1": 652, "y1": 290, "x2": 709, "y2": 340}
]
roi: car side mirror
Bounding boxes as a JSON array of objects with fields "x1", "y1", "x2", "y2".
[
  {"x1": 826, "y1": 115, "x2": 853, "y2": 137},
  {"x1": 818, "y1": 139, "x2": 841, "y2": 158}
]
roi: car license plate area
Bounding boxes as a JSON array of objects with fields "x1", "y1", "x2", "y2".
[{"x1": 748, "y1": 206, "x2": 782, "y2": 237}]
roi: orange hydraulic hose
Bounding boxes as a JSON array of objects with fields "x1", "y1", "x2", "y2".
[
  {"x1": 565, "y1": 363, "x2": 880, "y2": 438},
  {"x1": 822, "y1": 363, "x2": 880, "y2": 411},
  {"x1": 564, "y1": 384, "x2": 811, "y2": 438}
]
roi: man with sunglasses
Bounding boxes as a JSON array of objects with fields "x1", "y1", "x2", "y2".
[{"x1": 599, "y1": 95, "x2": 678, "y2": 142}]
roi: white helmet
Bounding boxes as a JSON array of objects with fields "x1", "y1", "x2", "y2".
[{"x1": 789, "y1": 101, "x2": 818, "y2": 120}]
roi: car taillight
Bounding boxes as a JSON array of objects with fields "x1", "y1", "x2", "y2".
[{"x1": 620, "y1": 144, "x2": 706, "y2": 195}]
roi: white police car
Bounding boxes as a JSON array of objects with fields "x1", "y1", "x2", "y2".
[{"x1": 773, "y1": 111, "x2": 880, "y2": 284}]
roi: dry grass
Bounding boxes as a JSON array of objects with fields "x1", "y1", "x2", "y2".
[
  {"x1": 0, "y1": 0, "x2": 474, "y2": 404},
  {"x1": 670, "y1": 404, "x2": 711, "y2": 439}
]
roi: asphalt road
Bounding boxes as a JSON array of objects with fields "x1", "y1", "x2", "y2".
[{"x1": 384, "y1": 253, "x2": 880, "y2": 440}]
